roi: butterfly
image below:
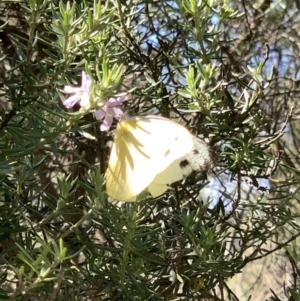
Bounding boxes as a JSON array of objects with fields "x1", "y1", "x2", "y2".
[{"x1": 106, "y1": 115, "x2": 215, "y2": 201}]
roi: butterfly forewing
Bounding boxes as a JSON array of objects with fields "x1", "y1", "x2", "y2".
[{"x1": 106, "y1": 116, "x2": 194, "y2": 201}]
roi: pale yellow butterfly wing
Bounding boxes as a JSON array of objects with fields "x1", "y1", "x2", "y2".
[
  {"x1": 147, "y1": 181, "x2": 169, "y2": 198},
  {"x1": 148, "y1": 136, "x2": 215, "y2": 198},
  {"x1": 106, "y1": 116, "x2": 194, "y2": 201}
]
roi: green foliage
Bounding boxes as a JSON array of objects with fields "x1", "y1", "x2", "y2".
[{"x1": 0, "y1": 0, "x2": 299, "y2": 300}]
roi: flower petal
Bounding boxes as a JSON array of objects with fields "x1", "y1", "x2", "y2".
[
  {"x1": 79, "y1": 93, "x2": 90, "y2": 108},
  {"x1": 112, "y1": 107, "x2": 124, "y2": 119},
  {"x1": 82, "y1": 72, "x2": 92, "y2": 91},
  {"x1": 94, "y1": 108, "x2": 106, "y2": 120},
  {"x1": 63, "y1": 95, "x2": 81, "y2": 108},
  {"x1": 64, "y1": 86, "x2": 79, "y2": 93},
  {"x1": 81, "y1": 71, "x2": 87, "y2": 82},
  {"x1": 100, "y1": 114, "x2": 113, "y2": 131},
  {"x1": 107, "y1": 95, "x2": 127, "y2": 107}
]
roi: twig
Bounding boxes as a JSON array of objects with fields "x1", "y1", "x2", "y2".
[
  {"x1": 286, "y1": 250, "x2": 300, "y2": 277},
  {"x1": 246, "y1": 231, "x2": 300, "y2": 263},
  {"x1": 223, "y1": 281, "x2": 241, "y2": 301},
  {"x1": 255, "y1": 107, "x2": 293, "y2": 147},
  {"x1": 269, "y1": 150, "x2": 283, "y2": 176},
  {"x1": 47, "y1": 267, "x2": 65, "y2": 301},
  {"x1": 261, "y1": 43, "x2": 270, "y2": 69},
  {"x1": 0, "y1": 108, "x2": 16, "y2": 131},
  {"x1": 240, "y1": 0, "x2": 252, "y2": 40},
  {"x1": 241, "y1": 176, "x2": 270, "y2": 193}
]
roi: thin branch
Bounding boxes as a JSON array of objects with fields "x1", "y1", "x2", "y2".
[
  {"x1": 261, "y1": 43, "x2": 270, "y2": 69},
  {"x1": 246, "y1": 231, "x2": 300, "y2": 264},
  {"x1": 0, "y1": 108, "x2": 16, "y2": 131},
  {"x1": 223, "y1": 281, "x2": 241, "y2": 301},
  {"x1": 255, "y1": 107, "x2": 293, "y2": 147}
]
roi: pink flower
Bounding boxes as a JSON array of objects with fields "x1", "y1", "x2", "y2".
[
  {"x1": 94, "y1": 95, "x2": 127, "y2": 131},
  {"x1": 63, "y1": 71, "x2": 92, "y2": 109}
]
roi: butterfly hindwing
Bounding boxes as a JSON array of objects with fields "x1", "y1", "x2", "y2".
[{"x1": 148, "y1": 136, "x2": 215, "y2": 198}]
